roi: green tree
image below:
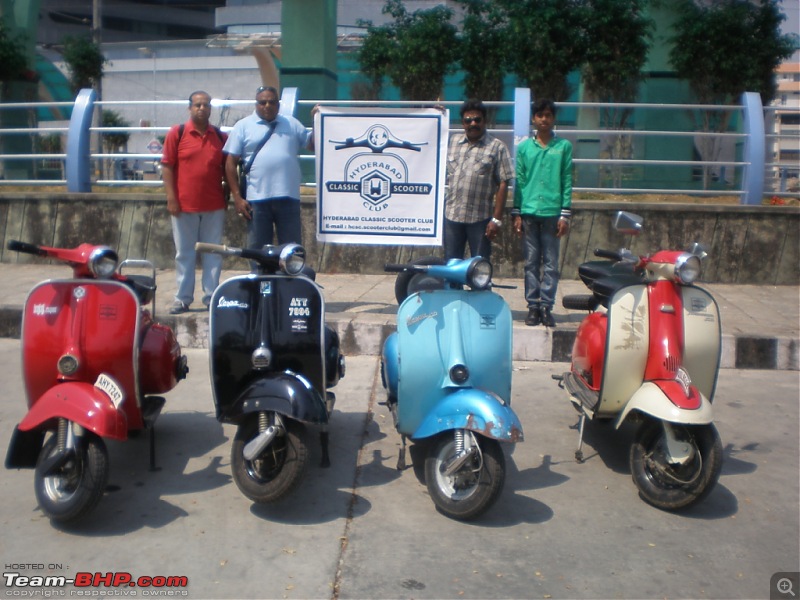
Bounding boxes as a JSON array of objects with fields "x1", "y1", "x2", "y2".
[
  {"x1": 499, "y1": 0, "x2": 587, "y2": 102},
  {"x1": 455, "y1": 0, "x2": 509, "y2": 111},
  {"x1": 357, "y1": 0, "x2": 459, "y2": 101},
  {"x1": 581, "y1": 0, "x2": 653, "y2": 187},
  {"x1": 62, "y1": 35, "x2": 106, "y2": 94},
  {"x1": 668, "y1": 0, "x2": 797, "y2": 188},
  {"x1": 0, "y1": 21, "x2": 28, "y2": 84},
  {"x1": 669, "y1": 0, "x2": 797, "y2": 107}
]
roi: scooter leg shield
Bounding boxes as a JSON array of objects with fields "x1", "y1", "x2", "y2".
[
  {"x1": 17, "y1": 383, "x2": 128, "y2": 440},
  {"x1": 412, "y1": 389, "x2": 524, "y2": 443},
  {"x1": 615, "y1": 382, "x2": 714, "y2": 428}
]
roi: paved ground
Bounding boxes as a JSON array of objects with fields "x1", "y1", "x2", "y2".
[
  {"x1": 0, "y1": 264, "x2": 798, "y2": 370},
  {"x1": 1, "y1": 340, "x2": 798, "y2": 600}
]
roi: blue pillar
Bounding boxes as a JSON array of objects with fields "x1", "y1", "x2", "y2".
[
  {"x1": 741, "y1": 91, "x2": 765, "y2": 206},
  {"x1": 513, "y1": 88, "x2": 531, "y2": 161},
  {"x1": 66, "y1": 88, "x2": 96, "y2": 192}
]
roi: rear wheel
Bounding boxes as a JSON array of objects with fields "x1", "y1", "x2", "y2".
[
  {"x1": 34, "y1": 432, "x2": 109, "y2": 523},
  {"x1": 231, "y1": 415, "x2": 308, "y2": 503},
  {"x1": 630, "y1": 421, "x2": 722, "y2": 510},
  {"x1": 424, "y1": 432, "x2": 505, "y2": 521}
]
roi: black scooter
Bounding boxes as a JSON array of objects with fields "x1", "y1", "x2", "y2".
[{"x1": 196, "y1": 242, "x2": 345, "y2": 503}]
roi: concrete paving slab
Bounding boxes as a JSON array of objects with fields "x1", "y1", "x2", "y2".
[{"x1": 1, "y1": 340, "x2": 797, "y2": 600}]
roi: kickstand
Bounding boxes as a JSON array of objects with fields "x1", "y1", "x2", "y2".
[
  {"x1": 149, "y1": 425, "x2": 161, "y2": 472},
  {"x1": 320, "y1": 429, "x2": 331, "y2": 468},
  {"x1": 396, "y1": 435, "x2": 407, "y2": 470},
  {"x1": 575, "y1": 413, "x2": 586, "y2": 464}
]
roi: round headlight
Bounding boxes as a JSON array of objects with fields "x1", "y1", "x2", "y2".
[
  {"x1": 279, "y1": 244, "x2": 306, "y2": 275},
  {"x1": 675, "y1": 254, "x2": 701, "y2": 284},
  {"x1": 467, "y1": 258, "x2": 492, "y2": 289},
  {"x1": 57, "y1": 354, "x2": 79, "y2": 376},
  {"x1": 88, "y1": 247, "x2": 119, "y2": 278},
  {"x1": 449, "y1": 364, "x2": 469, "y2": 384}
]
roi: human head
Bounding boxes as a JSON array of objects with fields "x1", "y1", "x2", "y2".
[
  {"x1": 532, "y1": 98, "x2": 557, "y2": 136},
  {"x1": 255, "y1": 86, "x2": 280, "y2": 121},
  {"x1": 188, "y1": 91, "x2": 212, "y2": 127},
  {"x1": 460, "y1": 98, "x2": 487, "y2": 142}
]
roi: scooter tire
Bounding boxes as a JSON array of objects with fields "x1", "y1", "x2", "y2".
[
  {"x1": 231, "y1": 417, "x2": 308, "y2": 504},
  {"x1": 424, "y1": 434, "x2": 505, "y2": 521},
  {"x1": 630, "y1": 420, "x2": 723, "y2": 511},
  {"x1": 34, "y1": 432, "x2": 109, "y2": 523}
]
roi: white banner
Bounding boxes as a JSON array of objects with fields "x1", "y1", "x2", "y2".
[{"x1": 314, "y1": 107, "x2": 448, "y2": 245}]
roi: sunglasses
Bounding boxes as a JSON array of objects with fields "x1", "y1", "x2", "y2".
[
  {"x1": 463, "y1": 116, "x2": 484, "y2": 124},
  {"x1": 257, "y1": 99, "x2": 279, "y2": 106}
]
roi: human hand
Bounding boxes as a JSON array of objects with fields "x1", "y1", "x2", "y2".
[
  {"x1": 513, "y1": 216, "x2": 523, "y2": 237},
  {"x1": 166, "y1": 196, "x2": 181, "y2": 217},
  {"x1": 486, "y1": 220, "x2": 501, "y2": 240},
  {"x1": 235, "y1": 198, "x2": 252, "y2": 221},
  {"x1": 557, "y1": 218, "x2": 570, "y2": 238}
]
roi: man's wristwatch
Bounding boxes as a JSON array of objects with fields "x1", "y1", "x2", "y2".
[{"x1": 491, "y1": 217, "x2": 503, "y2": 226}]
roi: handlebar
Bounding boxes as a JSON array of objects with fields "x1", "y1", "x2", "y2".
[
  {"x1": 7, "y1": 240, "x2": 47, "y2": 257},
  {"x1": 384, "y1": 263, "x2": 427, "y2": 273},
  {"x1": 195, "y1": 242, "x2": 243, "y2": 256}
]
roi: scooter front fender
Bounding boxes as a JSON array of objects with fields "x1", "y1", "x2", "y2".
[
  {"x1": 233, "y1": 372, "x2": 329, "y2": 425},
  {"x1": 16, "y1": 382, "x2": 128, "y2": 440},
  {"x1": 411, "y1": 389, "x2": 523, "y2": 443},
  {"x1": 615, "y1": 382, "x2": 714, "y2": 428}
]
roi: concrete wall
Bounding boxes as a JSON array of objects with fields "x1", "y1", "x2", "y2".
[{"x1": 1, "y1": 192, "x2": 798, "y2": 285}]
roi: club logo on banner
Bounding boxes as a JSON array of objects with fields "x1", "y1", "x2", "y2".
[{"x1": 315, "y1": 107, "x2": 448, "y2": 245}]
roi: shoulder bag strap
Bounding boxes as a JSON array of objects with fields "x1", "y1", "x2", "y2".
[{"x1": 242, "y1": 121, "x2": 277, "y2": 175}]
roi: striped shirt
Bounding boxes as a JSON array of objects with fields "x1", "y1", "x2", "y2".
[{"x1": 445, "y1": 132, "x2": 513, "y2": 224}]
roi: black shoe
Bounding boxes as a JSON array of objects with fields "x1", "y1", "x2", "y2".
[
  {"x1": 525, "y1": 307, "x2": 541, "y2": 326},
  {"x1": 541, "y1": 306, "x2": 556, "y2": 328}
]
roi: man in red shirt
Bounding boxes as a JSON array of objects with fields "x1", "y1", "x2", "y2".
[{"x1": 161, "y1": 91, "x2": 228, "y2": 314}]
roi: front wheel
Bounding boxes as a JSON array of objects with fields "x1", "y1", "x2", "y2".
[
  {"x1": 231, "y1": 416, "x2": 308, "y2": 504},
  {"x1": 630, "y1": 421, "x2": 723, "y2": 511},
  {"x1": 424, "y1": 433, "x2": 505, "y2": 521},
  {"x1": 34, "y1": 432, "x2": 109, "y2": 523}
]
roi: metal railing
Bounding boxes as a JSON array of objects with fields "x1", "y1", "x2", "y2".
[{"x1": 1, "y1": 88, "x2": 798, "y2": 204}]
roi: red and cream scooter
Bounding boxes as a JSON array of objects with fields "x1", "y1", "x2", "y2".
[{"x1": 554, "y1": 211, "x2": 723, "y2": 511}]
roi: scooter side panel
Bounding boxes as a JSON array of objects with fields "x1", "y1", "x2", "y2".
[
  {"x1": 208, "y1": 275, "x2": 327, "y2": 421},
  {"x1": 598, "y1": 284, "x2": 649, "y2": 415},
  {"x1": 411, "y1": 388, "x2": 523, "y2": 442},
  {"x1": 21, "y1": 280, "x2": 141, "y2": 428},
  {"x1": 615, "y1": 382, "x2": 714, "y2": 426},
  {"x1": 682, "y1": 286, "x2": 721, "y2": 401},
  {"x1": 395, "y1": 290, "x2": 512, "y2": 436},
  {"x1": 16, "y1": 381, "x2": 128, "y2": 439}
]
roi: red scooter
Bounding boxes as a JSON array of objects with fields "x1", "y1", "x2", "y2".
[
  {"x1": 554, "y1": 211, "x2": 723, "y2": 510},
  {"x1": 5, "y1": 240, "x2": 188, "y2": 523}
]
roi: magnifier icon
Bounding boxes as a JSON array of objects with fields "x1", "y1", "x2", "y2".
[{"x1": 777, "y1": 578, "x2": 796, "y2": 597}]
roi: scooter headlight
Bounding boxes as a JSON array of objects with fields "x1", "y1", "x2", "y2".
[
  {"x1": 466, "y1": 258, "x2": 492, "y2": 290},
  {"x1": 57, "y1": 354, "x2": 80, "y2": 376},
  {"x1": 88, "y1": 247, "x2": 119, "y2": 279},
  {"x1": 279, "y1": 244, "x2": 306, "y2": 275},
  {"x1": 675, "y1": 254, "x2": 701, "y2": 284},
  {"x1": 449, "y1": 364, "x2": 469, "y2": 384}
]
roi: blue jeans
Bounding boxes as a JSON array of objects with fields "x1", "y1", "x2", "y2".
[
  {"x1": 171, "y1": 209, "x2": 224, "y2": 306},
  {"x1": 444, "y1": 217, "x2": 491, "y2": 261},
  {"x1": 248, "y1": 198, "x2": 302, "y2": 250},
  {"x1": 522, "y1": 215, "x2": 561, "y2": 309}
]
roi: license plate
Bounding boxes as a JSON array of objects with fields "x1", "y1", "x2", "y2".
[{"x1": 94, "y1": 373, "x2": 124, "y2": 408}]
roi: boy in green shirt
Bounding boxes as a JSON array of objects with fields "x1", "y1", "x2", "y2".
[{"x1": 512, "y1": 99, "x2": 572, "y2": 327}]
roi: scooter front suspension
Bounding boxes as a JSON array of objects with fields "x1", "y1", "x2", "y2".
[{"x1": 243, "y1": 412, "x2": 285, "y2": 461}]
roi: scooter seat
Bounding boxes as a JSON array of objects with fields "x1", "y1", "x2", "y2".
[
  {"x1": 124, "y1": 275, "x2": 156, "y2": 305},
  {"x1": 590, "y1": 273, "x2": 643, "y2": 308},
  {"x1": 578, "y1": 260, "x2": 636, "y2": 288}
]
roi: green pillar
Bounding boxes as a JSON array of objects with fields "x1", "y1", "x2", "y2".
[
  {"x1": 1, "y1": 0, "x2": 41, "y2": 180},
  {"x1": 280, "y1": 0, "x2": 337, "y2": 121}
]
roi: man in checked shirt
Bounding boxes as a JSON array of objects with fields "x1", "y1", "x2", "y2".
[{"x1": 443, "y1": 99, "x2": 513, "y2": 262}]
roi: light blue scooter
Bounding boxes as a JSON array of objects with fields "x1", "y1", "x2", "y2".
[{"x1": 381, "y1": 256, "x2": 524, "y2": 520}]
